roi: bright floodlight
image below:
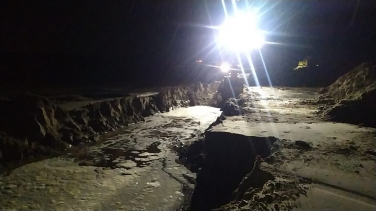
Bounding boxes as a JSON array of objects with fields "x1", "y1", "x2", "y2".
[
  {"x1": 218, "y1": 12, "x2": 264, "y2": 51},
  {"x1": 220, "y1": 62, "x2": 231, "y2": 72}
]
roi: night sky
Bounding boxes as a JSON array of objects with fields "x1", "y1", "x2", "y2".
[{"x1": 1, "y1": 0, "x2": 375, "y2": 88}]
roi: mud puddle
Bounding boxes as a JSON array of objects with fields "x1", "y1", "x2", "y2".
[{"x1": 75, "y1": 141, "x2": 162, "y2": 169}]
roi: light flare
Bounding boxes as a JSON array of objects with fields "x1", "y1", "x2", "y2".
[
  {"x1": 217, "y1": 11, "x2": 265, "y2": 52},
  {"x1": 220, "y1": 62, "x2": 231, "y2": 72},
  {"x1": 258, "y1": 49, "x2": 273, "y2": 87}
]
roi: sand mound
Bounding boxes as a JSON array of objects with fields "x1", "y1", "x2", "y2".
[
  {"x1": 321, "y1": 61, "x2": 376, "y2": 127},
  {"x1": 324, "y1": 61, "x2": 376, "y2": 100}
]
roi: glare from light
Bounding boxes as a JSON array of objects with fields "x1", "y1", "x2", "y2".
[
  {"x1": 246, "y1": 51, "x2": 261, "y2": 87},
  {"x1": 258, "y1": 49, "x2": 272, "y2": 87},
  {"x1": 235, "y1": 52, "x2": 249, "y2": 87},
  {"x1": 217, "y1": 11, "x2": 265, "y2": 52},
  {"x1": 221, "y1": 0, "x2": 228, "y2": 17},
  {"x1": 220, "y1": 62, "x2": 231, "y2": 72}
]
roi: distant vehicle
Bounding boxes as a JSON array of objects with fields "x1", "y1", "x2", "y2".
[
  {"x1": 195, "y1": 59, "x2": 248, "y2": 97},
  {"x1": 195, "y1": 59, "x2": 251, "y2": 79}
]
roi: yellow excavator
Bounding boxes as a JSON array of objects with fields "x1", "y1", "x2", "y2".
[{"x1": 293, "y1": 58, "x2": 309, "y2": 70}]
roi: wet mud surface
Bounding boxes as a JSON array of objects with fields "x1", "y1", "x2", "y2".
[{"x1": 1, "y1": 86, "x2": 375, "y2": 211}]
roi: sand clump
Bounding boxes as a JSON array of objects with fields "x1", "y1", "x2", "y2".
[{"x1": 216, "y1": 176, "x2": 309, "y2": 211}]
